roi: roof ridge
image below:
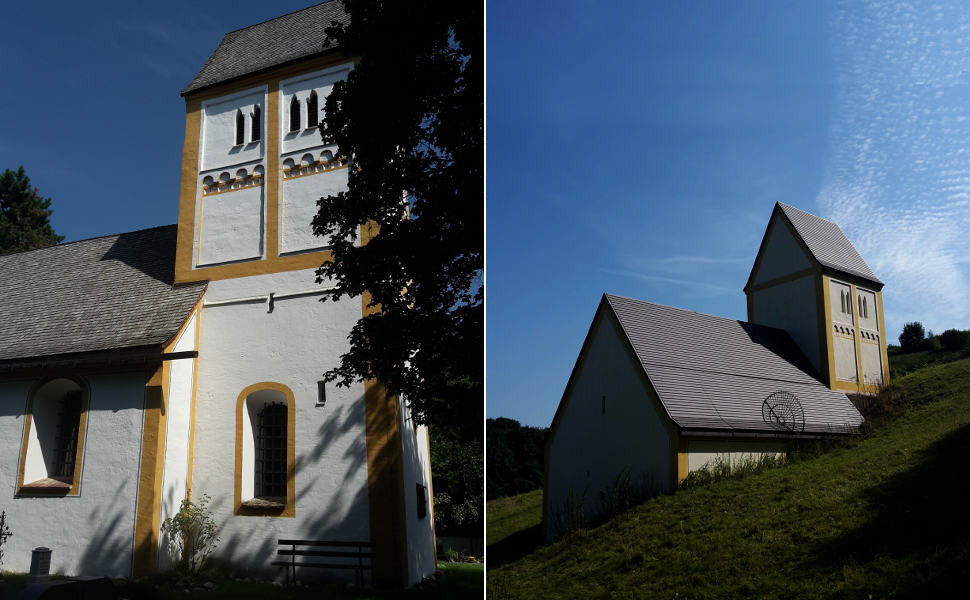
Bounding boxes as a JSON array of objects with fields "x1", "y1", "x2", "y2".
[
  {"x1": 776, "y1": 201, "x2": 840, "y2": 227},
  {"x1": 223, "y1": 1, "x2": 336, "y2": 37},
  {"x1": 0, "y1": 224, "x2": 177, "y2": 259},
  {"x1": 604, "y1": 292, "x2": 787, "y2": 333}
]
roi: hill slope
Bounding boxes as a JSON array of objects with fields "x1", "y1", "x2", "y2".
[{"x1": 487, "y1": 359, "x2": 970, "y2": 599}]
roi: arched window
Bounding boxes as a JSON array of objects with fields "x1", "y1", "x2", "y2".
[
  {"x1": 251, "y1": 105, "x2": 261, "y2": 142},
  {"x1": 840, "y1": 291, "x2": 846, "y2": 313},
  {"x1": 19, "y1": 377, "x2": 87, "y2": 494},
  {"x1": 289, "y1": 95, "x2": 301, "y2": 132},
  {"x1": 236, "y1": 383, "x2": 295, "y2": 516},
  {"x1": 307, "y1": 91, "x2": 319, "y2": 127},
  {"x1": 235, "y1": 109, "x2": 245, "y2": 145}
]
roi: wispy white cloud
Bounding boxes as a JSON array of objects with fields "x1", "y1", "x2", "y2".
[
  {"x1": 602, "y1": 268, "x2": 737, "y2": 295},
  {"x1": 818, "y1": 0, "x2": 970, "y2": 338}
]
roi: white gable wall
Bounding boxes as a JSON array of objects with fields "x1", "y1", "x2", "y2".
[
  {"x1": 545, "y1": 310, "x2": 672, "y2": 540},
  {"x1": 750, "y1": 274, "x2": 821, "y2": 375},
  {"x1": 751, "y1": 217, "x2": 812, "y2": 286}
]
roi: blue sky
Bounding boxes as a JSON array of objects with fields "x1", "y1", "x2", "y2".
[
  {"x1": 487, "y1": 0, "x2": 970, "y2": 426},
  {"x1": 0, "y1": 1, "x2": 320, "y2": 242}
]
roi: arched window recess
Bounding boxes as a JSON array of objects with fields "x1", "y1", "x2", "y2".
[
  {"x1": 235, "y1": 109, "x2": 245, "y2": 146},
  {"x1": 251, "y1": 105, "x2": 261, "y2": 142},
  {"x1": 306, "y1": 91, "x2": 319, "y2": 128},
  {"x1": 289, "y1": 95, "x2": 301, "y2": 132},
  {"x1": 235, "y1": 382, "x2": 295, "y2": 516}
]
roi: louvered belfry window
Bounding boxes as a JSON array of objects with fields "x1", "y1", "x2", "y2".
[
  {"x1": 52, "y1": 391, "x2": 82, "y2": 479},
  {"x1": 255, "y1": 402, "x2": 287, "y2": 498}
]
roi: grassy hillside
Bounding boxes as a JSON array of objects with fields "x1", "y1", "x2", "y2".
[{"x1": 487, "y1": 359, "x2": 970, "y2": 599}]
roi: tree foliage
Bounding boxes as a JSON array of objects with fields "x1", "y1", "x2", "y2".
[
  {"x1": 487, "y1": 418, "x2": 548, "y2": 500},
  {"x1": 160, "y1": 494, "x2": 220, "y2": 574},
  {"x1": 0, "y1": 166, "x2": 63, "y2": 255},
  {"x1": 939, "y1": 329, "x2": 969, "y2": 352},
  {"x1": 430, "y1": 423, "x2": 483, "y2": 536},
  {"x1": 898, "y1": 321, "x2": 926, "y2": 353},
  {"x1": 312, "y1": 2, "x2": 483, "y2": 432}
]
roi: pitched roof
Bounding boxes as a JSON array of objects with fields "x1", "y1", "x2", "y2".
[
  {"x1": 605, "y1": 294, "x2": 863, "y2": 436},
  {"x1": 777, "y1": 202, "x2": 882, "y2": 285},
  {"x1": 0, "y1": 225, "x2": 206, "y2": 365},
  {"x1": 183, "y1": 1, "x2": 349, "y2": 95}
]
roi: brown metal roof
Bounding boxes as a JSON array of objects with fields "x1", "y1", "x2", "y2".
[
  {"x1": 777, "y1": 202, "x2": 882, "y2": 286},
  {"x1": 605, "y1": 294, "x2": 864, "y2": 436}
]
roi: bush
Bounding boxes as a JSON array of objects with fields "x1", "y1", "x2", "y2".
[
  {"x1": 939, "y1": 329, "x2": 969, "y2": 352},
  {"x1": 160, "y1": 494, "x2": 220, "y2": 574},
  {"x1": 899, "y1": 322, "x2": 926, "y2": 353}
]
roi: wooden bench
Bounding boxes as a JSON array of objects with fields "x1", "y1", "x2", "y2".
[{"x1": 273, "y1": 539, "x2": 375, "y2": 586}]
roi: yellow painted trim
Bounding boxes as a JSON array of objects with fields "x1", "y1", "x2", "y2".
[
  {"x1": 676, "y1": 437, "x2": 688, "y2": 487},
  {"x1": 133, "y1": 364, "x2": 168, "y2": 577},
  {"x1": 201, "y1": 175, "x2": 263, "y2": 196},
  {"x1": 233, "y1": 382, "x2": 296, "y2": 518},
  {"x1": 850, "y1": 283, "x2": 865, "y2": 393},
  {"x1": 175, "y1": 53, "x2": 354, "y2": 285},
  {"x1": 877, "y1": 291, "x2": 890, "y2": 386},
  {"x1": 16, "y1": 375, "x2": 90, "y2": 497},
  {"x1": 820, "y1": 275, "x2": 836, "y2": 389},
  {"x1": 282, "y1": 161, "x2": 348, "y2": 180},
  {"x1": 361, "y1": 289, "x2": 408, "y2": 586},
  {"x1": 746, "y1": 267, "x2": 817, "y2": 293}
]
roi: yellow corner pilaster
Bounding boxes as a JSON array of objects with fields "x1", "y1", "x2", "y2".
[{"x1": 133, "y1": 364, "x2": 168, "y2": 577}]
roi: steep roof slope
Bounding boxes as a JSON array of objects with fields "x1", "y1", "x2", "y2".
[
  {"x1": 183, "y1": 1, "x2": 349, "y2": 95},
  {"x1": 0, "y1": 225, "x2": 206, "y2": 364},
  {"x1": 606, "y1": 294, "x2": 863, "y2": 435},
  {"x1": 777, "y1": 202, "x2": 881, "y2": 285}
]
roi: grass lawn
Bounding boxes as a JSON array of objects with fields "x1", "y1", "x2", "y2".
[
  {"x1": 1, "y1": 562, "x2": 482, "y2": 600},
  {"x1": 487, "y1": 358, "x2": 970, "y2": 599},
  {"x1": 887, "y1": 347, "x2": 967, "y2": 378},
  {"x1": 486, "y1": 489, "x2": 542, "y2": 568}
]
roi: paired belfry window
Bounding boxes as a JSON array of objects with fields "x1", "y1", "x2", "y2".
[
  {"x1": 290, "y1": 95, "x2": 301, "y2": 132},
  {"x1": 235, "y1": 106, "x2": 262, "y2": 145},
  {"x1": 289, "y1": 92, "x2": 320, "y2": 132},
  {"x1": 307, "y1": 91, "x2": 319, "y2": 127},
  {"x1": 235, "y1": 109, "x2": 245, "y2": 145},
  {"x1": 251, "y1": 105, "x2": 261, "y2": 142},
  {"x1": 839, "y1": 290, "x2": 853, "y2": 315}
]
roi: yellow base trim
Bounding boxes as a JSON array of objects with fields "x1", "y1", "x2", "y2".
[{"x1": 133, "y1": 364, "x2": 168, "y2": 577}]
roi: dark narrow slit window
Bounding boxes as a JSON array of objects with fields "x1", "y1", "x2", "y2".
[
  {"x1": 317, "y1": 380, "x2": 326, "y2": 407},
  {"x1": 251, "y1": 105, "x2": 261, "y2": 142},
  {"x1": 52, "y1": 391, "x2": 82, "y2": 479},
  {"x1": 235, "y1": 109, "x2": 245, "y2": 145},
  {"x1": 255, "y1": 402, "x2": 286, "y2": 499},
  {"x1": 416, "y1": 483, "x2": 427, "y2": 519},
  {"x1": 307, "y1": 91, "x2": 319, "y2": 127},
  {"x1": 602, "y1": 395, "x2": 606, "y2": 416},
  {"x1": 289, "y1": 95, "x2": 301, "y2": 132}
]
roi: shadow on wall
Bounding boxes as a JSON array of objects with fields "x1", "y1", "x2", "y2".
[
  {"x1": 74, "y1": 479, "x2": 135, "y2": 576},
  {"x1": 212, "y1": 392, "x2": 371, "y2": 583},
  {"x1": 813, "y1": 423, "x2": 970, "y2": 596}
]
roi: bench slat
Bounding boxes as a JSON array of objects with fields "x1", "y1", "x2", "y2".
[
  {"x1": 278, "y1": 539, "x2": 374, "y2": 548},
  {"x1": 272, "y1": 561, "x2": 373, "y2": 571},
  {"x1": 278, "y1": 549, "x2": 375, "y2": 559}
]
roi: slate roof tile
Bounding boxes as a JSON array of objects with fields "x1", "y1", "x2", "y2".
[
  {"x1": 183, "y1": 1, "x2": 349, "y2": 95},
  {"x1": 778, "y1": 202, "x2": 882, "y2": 285},
  {"x1": 0, "y1": 225, "x2": 206, "y2": 363}
]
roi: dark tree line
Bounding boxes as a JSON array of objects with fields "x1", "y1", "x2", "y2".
[
  {"x1": 897, "y1": 321, "x2": 970, "y2": 354},
  {"x1": 487, "y1": 418, "x2": 548, "y2": 500}
]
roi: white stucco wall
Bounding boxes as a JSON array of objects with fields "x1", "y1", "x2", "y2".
[
  {"x1": 686, "y1": 440, "x2": 786, "y2": 473},
  {"x1": 279, "y1": 64, "x2": 352, "y2": 156},
  {"x1": 201, "y1": 88, "x2": 266, "y2": 172},
  {"x1": 191, "y1": 268, "x2": 371, "y2": 577},
  {"x1": 750, "y1": 274, "x2": 821, "y2": 374},
  {"x1": 157, "y1": 314, "x2": 198, "y2": 570},
  {"x1": 545, "y1": 310, "x2": 672, "y2": 540},
  {"x1": 399, "y1": 402, "x2": 436, "y2": 586},
  {"x1": 197, "y1": 185, "x2": 264, "y2": 266},
  {"x1": 280, "y1": 160, "x2": 347, "y2": 254},
  {"x1": 751, "y1": 219, "x2": 812, "y2": 285},
  {"x1": 0, "y1": 371, "x2": 149, "y2": 577},
  {"x1": 857, "y1": 287, "x2": 883, "y2": 386}
]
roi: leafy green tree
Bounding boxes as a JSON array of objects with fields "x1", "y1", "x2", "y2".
[
  {"x1": 487, "y1": 418, "x2": 548, "y2": 499},
  {"x1": 312, "y1": 1, "x2": 483, "y2": 433},
  {"x1": 939, "y1": 329, "x2": 969, "y2": 352},
  {"x1": 0, "y1": 166, "x2": 63, "y2": 255},
  {"x1": 899, "y1": 322, "x2": 926, "y2": 353},
  {"x1": 430, "y1": 424, "x2": 482, "y2": 537}
]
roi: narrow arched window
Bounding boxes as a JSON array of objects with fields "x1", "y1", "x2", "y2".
[
  {"x1": 251, "y1": 105, "x2": 261, "y2": 142},
  {"x1": 307, "y1": 91, "x2": 319, "y2": 127},
  {"x1": 52, "y1": 391, "x2": 82, "y2": 478},
  {"x1": 863, "y1": 297, "x2": 868, "y2": 319},
  {"x1": 289, "y1": 95, "x2": 301, "y2": 132},
  {"x1": 255, "y1": 402, "x2": 287, "y2": 499},
  {"x1": 235, "y1": 109, "x2": 245, "y2": 145},
  {"x1": 858, "y1": 296, "x2": 863, "y2": 316},
  {"x1": 840, "y1": 291, "x2": 846, "y2": 313}
]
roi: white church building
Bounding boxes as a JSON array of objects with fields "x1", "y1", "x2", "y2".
[
  {"x1": 544, "y1": 202, "x2": 888, "y2": 539},
  {"x1": 0, "y1": 2, "x2": 435, "y2": 587}
]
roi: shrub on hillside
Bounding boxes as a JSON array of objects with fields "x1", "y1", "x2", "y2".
[
  {"x1": 938, "y1": 329, "x2": 969, "y2": 352},
  {"x1": 899, "y1": 322, "x2": 926, "y2": 353}
]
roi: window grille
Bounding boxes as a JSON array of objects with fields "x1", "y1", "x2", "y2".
[
  {"x1": 235, "y1": 109, "x2": 245, "y2": 145},
  {"x1": 289, "y1": 96, "x2": 301, "y2": 132},
  {"x1": 251, "y1": 105, "x2": 261, "y2": 142},
  {"x1": 307, "y1": 91, "x2": 319, "y2": 127},
  {"x1": 51, "y1": 391, "x2": 81, "y2": 479},
  {"x1": 255, "y1": 402, "x2": 287, "y2": 498}
]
